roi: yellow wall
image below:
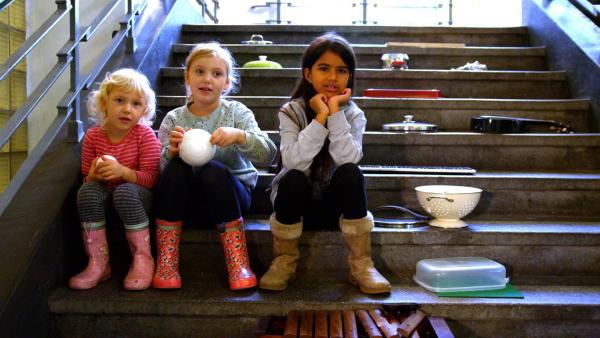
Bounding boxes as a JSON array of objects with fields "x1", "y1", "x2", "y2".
[{"x1": 0, "y1": 0, "x2": 27, "y2": 192}]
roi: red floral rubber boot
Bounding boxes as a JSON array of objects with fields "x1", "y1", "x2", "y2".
[
  {"x1": 217, "y1": 217, "x2": 257, "y2": 290},
  {"x1": 152, "y1": 219, "x2": 182, "y2": 289}
]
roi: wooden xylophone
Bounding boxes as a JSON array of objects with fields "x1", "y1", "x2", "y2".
[{"x1": 256, "y1": 307, "x2": 455, "y2": 338}]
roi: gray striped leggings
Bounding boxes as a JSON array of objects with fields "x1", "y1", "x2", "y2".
[{"x1": 77, "y1": 181, "x2": 152, "y2": 231}]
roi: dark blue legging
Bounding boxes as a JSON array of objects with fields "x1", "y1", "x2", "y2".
[
  {"x1": 274, "y1": 163, "x2": 367, "y2": 229},
  {"x1": 154, "y1": 157, "x2": 251, "y2": 228}
]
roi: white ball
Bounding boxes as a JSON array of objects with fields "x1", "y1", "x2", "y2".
[
  {"x1": 179, "y1": 129, "x2": 215, "y2": 166},
  {"x1": 96, "y1": 155, "x2": 117, "y2": 164}
]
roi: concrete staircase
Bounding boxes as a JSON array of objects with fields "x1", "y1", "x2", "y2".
[{"x1": 49, "y1": 25, "x2": 600, "y2": 337}]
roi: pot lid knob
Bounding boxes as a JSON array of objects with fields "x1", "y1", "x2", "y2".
[
  {"x1": 404, "y1": 115, "x2": 415, "y2": 123},
  {"x1": 250, "y1": 34, "x2": 265, "y2": 42},
  {"x1": 259, "y1": 55, "x2": 267, "y2": 61}
]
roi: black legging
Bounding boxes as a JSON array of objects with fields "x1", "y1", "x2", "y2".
[
  {"x1": 154, "y1": 157, "x2": 252, "y2": 228},
  {"x1": 274, "y1": 163, "x2": 367, "y2": 229},
  {"x1": 77, "y1": 181, "x2": 152, "y2": 230}
]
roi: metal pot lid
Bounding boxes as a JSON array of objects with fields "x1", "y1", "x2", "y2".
[
  {"x1": 241, "y1": 34, "x2": 273, "y2": 45},
  {"x1": 382, "y1": 115, "x2": 437, "y2": 132}
]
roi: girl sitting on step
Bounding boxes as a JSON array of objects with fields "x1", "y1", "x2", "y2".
[
  {"x1": 70, "y1": 68, "x2": 161, "y2": 291},
  {"x1": 153, "y1": 42, "x2": 277, "y2": 290},
  {"x1": 259, "y1": 32, "x2": 391, "y2": 294}
]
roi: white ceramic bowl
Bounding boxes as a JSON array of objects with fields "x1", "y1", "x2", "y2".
[{"x1": 415, "y1": 185, "x2": 482, "y2": 228}]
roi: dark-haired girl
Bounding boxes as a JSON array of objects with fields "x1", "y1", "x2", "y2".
[{"x1": 259, "y1": 33, "x2": 391, "y2": 294}]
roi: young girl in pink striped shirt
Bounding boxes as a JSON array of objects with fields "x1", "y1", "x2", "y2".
[{"x1": 69, "y1": 68, "x2": 161, "y2": 291}]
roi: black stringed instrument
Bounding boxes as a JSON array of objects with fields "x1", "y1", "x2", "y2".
[{"x1": 471, "y1": 115, "x2": 574, "y2": 133}]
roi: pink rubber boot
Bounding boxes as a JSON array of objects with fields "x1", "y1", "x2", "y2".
[
  {"x1": 69, "y1": 226, "x2": 111, "y2": 290},
  {"x1": 124, "y1": 228, "x2": 154, "y2": 290}
]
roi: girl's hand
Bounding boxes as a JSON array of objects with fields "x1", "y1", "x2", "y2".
[
  {"x1": 211, "y1": 127, "x2": 246, "y2": 147},
  {"x1": 95, "y1": 156, "x2": 128, "y2": 182},
  {"x1": 168, "y1": 126, "x2": 186, "y2": 158},
  {"x1": 309, "y1": 94, "x2": 329, "y2": 125},
  {"x1": 327, "y1": 88, "x2": 351, "y2": 114},
  {"x1": 86, "y1": 157, "x2": 102, "y2": 183}
]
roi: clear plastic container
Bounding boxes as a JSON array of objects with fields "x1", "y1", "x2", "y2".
[{"x1": 413, "y1": 257, "x2": 509, "y2": 292}]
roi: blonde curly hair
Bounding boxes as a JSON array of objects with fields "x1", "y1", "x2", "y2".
[{"x1": 87, "y1": 68, "x2": 156, "y2": 127}]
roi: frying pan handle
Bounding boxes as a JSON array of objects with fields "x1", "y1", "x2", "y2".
[{"x1": 372, "y1": 205, "x2": 429, "y2": 220}]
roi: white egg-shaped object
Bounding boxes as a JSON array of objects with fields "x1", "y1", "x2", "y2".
[
  {"x1": 96, "y1": 154, "x2": 117, "y2": 164},
  {"x1": 179, "y1": 129, "x2": 215, "y2": 166}
]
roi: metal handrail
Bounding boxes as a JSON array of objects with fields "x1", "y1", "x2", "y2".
[
  {"x1": 0, "y1": 0, "x2": 15, "y2": 12},
  {"x1": 0, "y1": 0, "x2": 148, "y2": 214},
  {"x1": 197, "y1": 0, "x2": 219, "y2": 23},
  {"x1": 568, "y1": 0, "x2": 600, "y2": 26},
  {"x1": 353, "y1": 0, "x2": 454, "y2": 25},
  {"x1": 250, "y1": 0, "x2": 293, "y2": 24},
  {"x1": 0, "y1": 3, "x2": 70, "y2": 83},
  {"x1": 82, "y1": 0, "x2": 121, "y2": 41}
]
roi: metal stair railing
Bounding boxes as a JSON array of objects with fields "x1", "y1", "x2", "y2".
[
  {"x1": 353, "y1": 0, "x2": 453, "y2": 25},
  {"x1": 0, "y1": 0, "x2": 15, "y2": 11},
  {"x1": 197, "y1": 0, "x2": 219, "y2": 23},
  {"x1": 0, "y1": 0, "x2": 148, "y2": 215},
  {"x1": 568, "y1": 0, "x2": 600, "y2": 26},
  {"x1": 250, "y1": 0, "x2": 293, "y2": 24}
]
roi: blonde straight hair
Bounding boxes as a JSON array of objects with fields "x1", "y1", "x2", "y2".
[{"x1": 184, "y1": 42, "x2": 239, "y2": 104}]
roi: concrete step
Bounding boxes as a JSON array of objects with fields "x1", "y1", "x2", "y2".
[
  {"x1": 160, "y1": 68, "x2": 570, "y2": 99},
  {"x1": 157, "y1": 96, "x2": 591, "y2": 132},
  {"x1": 262, "y1": 131, "x2": 600, "y2": 171},
  {"x1": 172, "y1": 43, "x2": 548, "y2": 70},
  {"x1": 180, "y1": 24, "x2": 531, "y2": 47},
  {"x1": 49, "y1": 270, "x2": 600, "y2": 337},
  {"x1": 92, "y1": 221, "x2": 600, "y2": 283},
  {"x1": 250, "y1": 171, "x2": 600, "y2": 220}
]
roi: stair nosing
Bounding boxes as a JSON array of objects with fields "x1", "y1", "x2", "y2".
[
  {"x1": 172, "y1": 43, "x2": 547, "y2": 56},
  {"x1": 157, "y1": 95, "x2": 592, "y2": 110},
  {"x1": 161, "y1": 67, "x2": 568, "y2": 81},
  {"x1": 48, "y1": 283, "x2": 600, "y2": 320}
]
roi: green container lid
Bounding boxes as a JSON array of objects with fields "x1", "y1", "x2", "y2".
[{"x1": 242, "y1": 55, "x2": 282, "y2": 69}]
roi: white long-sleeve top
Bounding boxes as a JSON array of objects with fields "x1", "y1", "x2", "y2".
[{"x1": 270, "y1": 98, "x2": 366, "y2": 203}]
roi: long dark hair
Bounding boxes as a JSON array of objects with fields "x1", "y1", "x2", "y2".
[{"x1": 289, "y1": 32, "x2": 357, "y2": 185}]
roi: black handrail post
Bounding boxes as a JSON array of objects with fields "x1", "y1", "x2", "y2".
[
  {"x1": 212, "y1": 0, "x2": 219, "y2": 23},
  {"x1": 125, "y1": 0, "x2": 136, "y2": 53},
  {"x1": 67, "y1": 0, "x2": 83, "y2": 143},
  {"x1": 448, "y1": 0, "x2": 453, "y2": 25},
  {"x1": 352, "y1": 1, "x2": 376, "y2": 25}
]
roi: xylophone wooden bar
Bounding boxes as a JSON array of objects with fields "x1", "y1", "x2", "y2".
[
  {"x1": 343, "y1": 310, "x2": 358, "y2": 338},
  {"x1": 315, "y1": 311, "x2": 328, "y2": 338},
  {"x1": 356, "y1": 309, "x2": 382, "y2": 338},
  {"x1": 256, "y1": 307, "x2": 454, "y2": 338},
  {"x1": 299, "y1": 311, "x2": 314, "y2": 338},
  {"x1": 329, "y1": 310, "x2": 343, "y2": 338},
  {"x1": 283, "y1": 311, "x2": 299, "y2": 338}
]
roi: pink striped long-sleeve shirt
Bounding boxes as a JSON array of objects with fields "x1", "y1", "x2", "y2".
[{"x1": 81, "y1": 124, "x2": 161, "y2": 190}]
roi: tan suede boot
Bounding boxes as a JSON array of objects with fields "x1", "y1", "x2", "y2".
[
  {"x1": 258, "y1": 214, "x2": 302, "y2": 291},
  {"x1": 340, "y1": 212, "x2": 391, "y2": 294}
]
